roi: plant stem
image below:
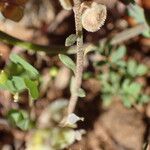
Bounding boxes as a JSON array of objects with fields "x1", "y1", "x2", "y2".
[
  {"x1": 0, "y1": 30, "x2": 68, "y2": 54},
  {"x1": 67, "y1": 0, "x2": 84, "y2": 114}
]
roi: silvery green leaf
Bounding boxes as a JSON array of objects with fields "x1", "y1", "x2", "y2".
[
  {"x1": 127, "y1": 60, "x2": 137, "y2": 77},
  {"x1": 136, "y1": 64, "x2": 148, "y2": 76},
  {"x1": 128, "y1": 4, "x2": 145, "y2": 23},
  {"x1": 59, "y1": 54, "x2": 76, "y2": 74},
  {"x1": 111, "y1": 45, "x2": 126, "y2": 62},
  {"x1": 128, "y1": 4, "x2": 150, "y2": 37},
  {"x1": 65, "y1": 34, "x2": 77, "y2": 47}
]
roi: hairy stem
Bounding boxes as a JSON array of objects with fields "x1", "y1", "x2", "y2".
[{"x1": 67, "y1": 0, "x2": 84, "y2": 114}]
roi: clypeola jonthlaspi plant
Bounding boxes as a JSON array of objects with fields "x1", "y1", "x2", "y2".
[{"x1": 58, "y1": 0, "x2": 107, "y2": 119}]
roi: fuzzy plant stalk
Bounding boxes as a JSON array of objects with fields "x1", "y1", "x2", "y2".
[{"x1": 67, "y1": 0, "x2": 84, "y2": 114}]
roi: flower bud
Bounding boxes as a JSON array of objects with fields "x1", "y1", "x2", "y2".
[
  {"x1": 59, "y1": 0, "x2": 73, "y2": 10},
  {"x1": 81, "y1": 2, "x2": 107, "y2": 32}
]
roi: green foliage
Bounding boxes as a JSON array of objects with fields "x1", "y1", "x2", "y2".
[
  {"x1": 65, "y1": 34, "x2": 77, "y2": 47},
  {"x1": 0, "y1": 53, "x2": 39, "y2": 101},
  {"x1": 110, "y1": 45, "x2": 126, "y2": 63},
  {"x1": 95, "y1": 44, "x2": 149, "y2": 107},
  {"x1": 59, "y1": 54, "x2": 76, "y2": 74},
  {"x1": 10, "y1": 53, "x2": 39, "y2": 79},
  {"x1": 127, "y1": 60, "x2": 148, "y2": 77},
  {"x1": 128, "y1": 4, "x2": 150, "y2": 37},
  {"x1": 24, "y1": 78, "x2": 39, "y2": 100},
  {"x1": 0, "y1": 70, "x2": 8, "y2": 84},
  {"x1": 7, "y1": 109, "x2": 33, "y2": 131}
]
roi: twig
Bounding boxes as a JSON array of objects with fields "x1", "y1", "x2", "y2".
[
  {"x1": 67, "y1": 0, "x2": 84, "y2": 114},
  {"x1": 110, "y1": 23, "x2": 149, "y2": 45},
  {"x1": 0, "y1": 30, "x2": 68, "y2": 54}
]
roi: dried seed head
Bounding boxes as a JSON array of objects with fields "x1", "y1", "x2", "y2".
[
  {"x1": 81, "y1": 2, "x2": 107, "y2": 32},
  {"x1": 59, "y1": 0, "x2": 73, "y2": 10}
]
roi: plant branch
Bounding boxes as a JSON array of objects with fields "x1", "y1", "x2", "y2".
[
  {"x1": 0, "y1": 30, "x2": 68, "y2": 54},
  {"x1": 67, "y1": 0, "x2": 84, "y2": 114}
]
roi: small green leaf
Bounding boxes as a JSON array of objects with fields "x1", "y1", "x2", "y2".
[
  {"x1": 59, "y1": 54, "x2": 76, "y2": 74},
  {"x1": 0, "y1": 70, "x2": 8, "y2": 84},
  {"x1": 122, "y1": 79, "x2": 130, "y2": 92},
  {"x1": 128, "y1": 4, "x2": 145, "y2": 23},
  {"x1": 10, "y1": 53, "x2": 39, "y2": 79},
  {"x1": 111, "y1": 46, "x2": 126, "y2": 62},
  {"x1": 122, "y1": 79, "x2": 141, "y2": 98},
  {"x1": 17, "y1": 119, "x2": 31, "y2": 130},
  {"x1": 65, "y1": 34, "x2": 77, "y2": 47},
  {"x1": 128, "y1": 4, "x2": 150, "y2": 37},
  {"x1": 7, "y1": 109, "x2": 32, "y2": 131},
  {"x1": 139, "y1": 95, "x2": 150, "y2": 104},
  {"x1": 8, "y1": 109, "x2": 23, "y2": 123},
  {"x1": 78, "y1": 88, "x2": 86, "y2": 98},
  {"x1": 115, "y1": 60, "x2": 126, "y2": 68},
  {"x1": 129, "y1": 82, "x2": 141, "y2": 97},
  {"x1": 0, "y1": 80, "x2": 16, "y2": 93},
  {"x1": 110, "y1": 72, "x2": 120, "y2": 83},
  {"x1": 127, "y1": 60, "x2": 137, "y2": 77},
  {"x1": 12, "y1": 76, "x2": 26, "y2": 92},
  {"x1": 24, "y1": 78, "x2": 39, "y2": 100},
  {"x1": 136, "y1": 64, "x2": 148, "y2": 76}
]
